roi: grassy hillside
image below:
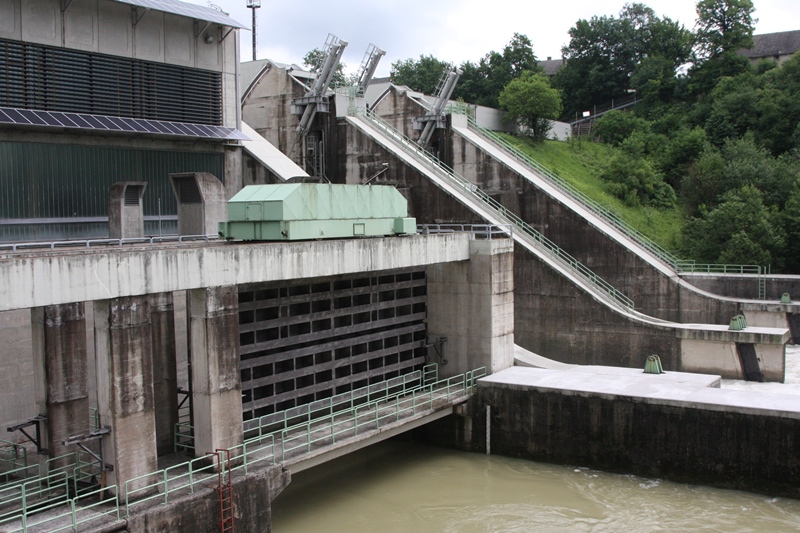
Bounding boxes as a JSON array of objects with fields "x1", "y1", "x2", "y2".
[{"x1": 497, "y1": 133, "x2": 685, "y2": 253}]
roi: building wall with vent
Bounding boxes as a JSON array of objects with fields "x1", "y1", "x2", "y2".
[{"x1": 0, "y1": 0, "x2": 243, "y2": 241}]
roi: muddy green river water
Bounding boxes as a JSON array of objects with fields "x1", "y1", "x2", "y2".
[{"x1": 273, "y1": 346, "x2": 800, "y2": 532}]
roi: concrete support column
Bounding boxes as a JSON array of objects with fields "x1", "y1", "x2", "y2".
[
  {"x1": 31, "y1": 303, "x2": 90, "y2": 463},
  {"x1": 94, "y1": 297, "x2": 157, "y2": 497},
  {"x1": 188, "y1": 286, "x2": 243, "y2": 456},
  {"x1": 150, "y1": 293, "x2": 178, "y2": 455},
  {"x1": 426, "y1": 238, "x2": 515, "y2": 378}
]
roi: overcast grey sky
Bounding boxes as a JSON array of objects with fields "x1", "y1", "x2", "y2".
[{"x1": 196, "y1": 0, "x2": 800, "y2": 77}]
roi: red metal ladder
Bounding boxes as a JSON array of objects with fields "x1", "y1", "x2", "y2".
[{"x1": 211, "y1": 449, "x2": 235, "y2": 533}]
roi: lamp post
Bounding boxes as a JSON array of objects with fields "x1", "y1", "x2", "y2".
[{"x1": 246, "y1": 0, "x2": 261, "y2": 61}]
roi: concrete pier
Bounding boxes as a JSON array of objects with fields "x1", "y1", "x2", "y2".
[
  {"x1": 31, "y1": 303, "x2": 90, "y2": 463},
  {"x1": 94, "y1": 297, "x2": 157, "y2": 497},
  {"x1": 427, "y1": 238, "x2": 515, "y2": 377},
  {"x1": 188, "y1": 286, "x2": 243, "y2": 456}
]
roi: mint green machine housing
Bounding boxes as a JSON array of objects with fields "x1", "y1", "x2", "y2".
[{"x1": 218, "y1": 183, "x2": 416, "y2": 241}]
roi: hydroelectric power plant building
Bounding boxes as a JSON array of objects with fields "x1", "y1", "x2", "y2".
[{"x1": 1, "y1": 1, "x2": 800, "y2": 531}]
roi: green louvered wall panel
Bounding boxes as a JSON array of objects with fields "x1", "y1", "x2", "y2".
[{"x1": 0, "y1": 142, "x2": 224, "y2": 241}]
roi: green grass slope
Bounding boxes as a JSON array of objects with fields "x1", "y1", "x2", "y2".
[{"x1": 497, "y1": 134, "x2": 684, "y2": 253}]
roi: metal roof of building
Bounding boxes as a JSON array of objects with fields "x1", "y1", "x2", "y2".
[
  {"x1": 740, "y1": 30, "x2": 800, "y2": 60},
  {"x1": 113, "y1": 0, "x2": 248, "y2": 29}
]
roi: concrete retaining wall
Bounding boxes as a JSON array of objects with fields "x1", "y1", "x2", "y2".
[
  {"x1": 681, "y1": 274, "x2": 800, "y2": 301},
  {"x1": 445, "y1": 122, "x2": 747, "y2": 326},
  {"x1": 123, "y1": 465, "x2": 290, "y2": 533},
  {"x1": 457, "y1": 369, "x2": 800, "y2": 498}
]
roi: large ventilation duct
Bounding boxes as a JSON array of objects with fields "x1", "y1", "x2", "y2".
[
  {"x1": 169, "y1": 172, "x2": 226, "y2": 236},
  {"x1": 108, "y1": 181, "x2": 147, "y2": 239}
]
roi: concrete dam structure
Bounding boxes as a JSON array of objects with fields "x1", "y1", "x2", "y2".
[
  {"x1": 0, "y1": 232, "x2": 514, "y2": 531},
  {"x1": 240, "y1": 62, "x2": 794, "y2": 382},
  {"x1": 1, "y1": 1, "x2": 799, "y2": 529}
]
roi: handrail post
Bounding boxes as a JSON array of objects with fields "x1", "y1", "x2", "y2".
[
  {"x1": 188, "y1": 459, "x2": 194, "y2": 494},
  {"x1": 163, "y1": 469, "x2": 169, "y2": 504}
]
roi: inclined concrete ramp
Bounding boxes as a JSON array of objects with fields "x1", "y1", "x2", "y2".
[
  {"x1": 513, "y1": 344, "x2": 574, "y2": 370},
  {"x1": 451, "y1": 121, "x2": 800, "y2": 320},
  {"x1": 345, "y1": 114, "x2": 704, "y2": 327},
  {"x1": 241, "y1": 121, "x2": 308, "y2": 181},
  {"x1": 345, "y1": 113, "x2": 789, "y2": 380}
]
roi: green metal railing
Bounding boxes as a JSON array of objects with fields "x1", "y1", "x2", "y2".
[
  {"x1": 0, "y1": 439, "x2": 28, "y2": 475},
  {"x1": 0, "y1": 450, "x2": 106, "y2": 529},
  {"x1": 89, "y1": 407, "x2": 100, "y2": 432},
  {"x1": 0, "y1": 464, "x2": 40, "y2": 502},
  {"x1": 173, "y1": 388, "x2": 194, "y2": 453},
  {"x1": 270, "y1": 367, "x2": 486, "y2": 463},
  {"x1": 353, "y1": 108, "x2": 635, "y2": 310},
  {"x1": 173, "y1": 422, "x2": 195, "y2": 454},
  {"x1": 462, "y1": 115, "x2": 767, "y2": 279},
  {"x1": 0, "y1": 471, "x2": 70, "y2": 524},
  {"x1": 0, "y1": 483, "x2": 120, "y2": 533},
  {"x1": 126, "y1": 365, "x2": 484, "y2": 509},
  {"x1": 46, "y1": 451, "x2": 101, "y2": 497},
  {"x1": 6, "y1": 366, "x2": 486, "y2": 530},
  {"x1": 124, "y1": 453, "x2": 220, "y2": 512},
  {"x1": 244, "y1": 365, "x2": 437, "y2": 441}
]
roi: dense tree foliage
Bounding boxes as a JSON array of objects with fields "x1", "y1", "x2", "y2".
[
  {"x1": 389, "y1": 34, "x2": 541, "y2": 109},
  {"x1": 498, "y1": 72, "x2": 562, "y2": 140},
  {"x1": 695, "y1": 0, "x2": 756, "y2": 58},
  {"x1": 389, "y1": 55, "x2": 451, "y2": 96},
  {"x1": 384, "y1": 0, "x2": 799, "y2": 272},
  {"x1": 454, "y1": 33, "x2": 541, "y2": 108},
  {"x1": 554, "y1": 3, "x2": 693, "y2": 117},
  {"x1": 302, "y1": 48, "x2": 348, "y2": 87},
  {"x1": 681, "y1": 185, "x2": 784, "y2": 267},
  {"x1": 557, "y1": 0, "x2": 800, "y2": 272}
]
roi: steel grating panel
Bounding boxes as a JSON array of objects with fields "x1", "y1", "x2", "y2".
[
  {"x1": 113, "y1": 0, "x2": 248, "y2": 29},
  {"x1": 239, "y1": 270, "x2": 428, "y2": 420}
]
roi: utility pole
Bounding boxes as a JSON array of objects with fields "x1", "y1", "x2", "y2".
[{"x1": 246, "y1": 0, "x2": 260, "y2": 61}]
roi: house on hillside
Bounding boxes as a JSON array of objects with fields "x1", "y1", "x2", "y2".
[
  {"x1": 538, "y1": 57, "x2": 564, "y2": 76},
  {"x1": 739, "y1": 30, "x2": 800, "y2": 66}
]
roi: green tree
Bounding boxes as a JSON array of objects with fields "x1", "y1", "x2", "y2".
[
  {"x1": 592, "y1": 110, "x2": 650, "y2": 146},
  {"x1": 555, "y1": 4, "x2": 692, "y2": 116},
  {"x1": 498, "y1": 72, "x2": 562, "y2": 140},
  {"x1": 303, "y1": 48, "x2": 348, "y2": 87},
  {"x1": 681, "y1": 185, "x2": 783, "y2": 267},
  {"x1": 455, "y1": 33, "x2": 540, "y2": 108},
  {"x1": 703, "y1": 72, "x2": 761, "y2": 146},
  {"x1": 695, "y1": 0, "x2": 756, "y2": 59},
  {"x1": 778, "y1": 183, "x2": 800, "y2": 272},
  {"x1": 680, "y1": 144, "x2": 725, "y2": 214},
  {"x1": 389, "y1": 55, "x2": 450, "y2": 95},
  {"x1": 657, "y1": 126, "x2": 708, "y2": 188},
  {"x1": 681, "y1": 135, "x2": 787, "y2": 214},
  {"x1": 759, "y1": 52, "x2": 800, "y2": 154},
  {"x1": 600, "y1": 133, "x2": 675, "y2": 208}
]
